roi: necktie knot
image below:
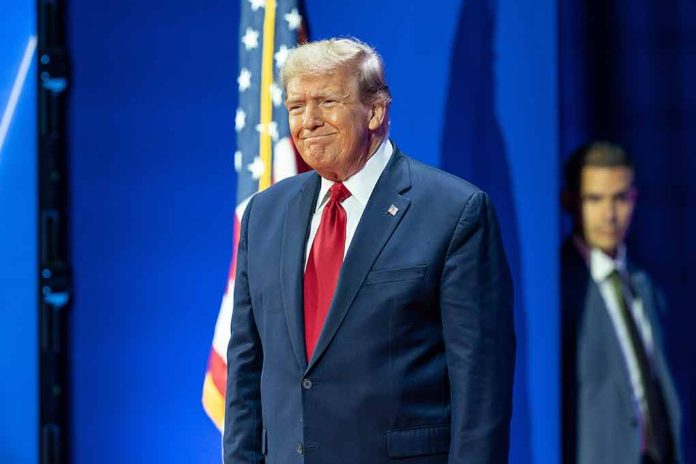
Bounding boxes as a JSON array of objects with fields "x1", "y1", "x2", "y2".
[
  {"x1": 608, "y1": 269, "x2": 626, "y2": 292},
  {"x1": 329, "y1": 182, "x2": 351, "y2": 204},
  {"x1": 608, "y1": 268, "x2": 621, "y2": 283}
]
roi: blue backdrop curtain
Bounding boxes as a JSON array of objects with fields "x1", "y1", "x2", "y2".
[
  {"x1": 67, "y1": 0, "x2": 558, "y2": 462},
  {"x1": 560, "y1": 0, "x2": 696, "y2": 461},
  {"x1": 63, "y1": 0, "x2": 696, "y2": 462}
]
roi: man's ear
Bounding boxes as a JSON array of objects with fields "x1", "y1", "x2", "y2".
[{"x1": 368, "y1": 101, "x2": 387, "y2": 131}]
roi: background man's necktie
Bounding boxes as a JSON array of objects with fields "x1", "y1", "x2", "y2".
[
  {"x1": 303, "y1": 182, "x2": 352, "y2": 360},
  {"x1": 609, "y1": 270, "x2": 673, "y2": 464}
]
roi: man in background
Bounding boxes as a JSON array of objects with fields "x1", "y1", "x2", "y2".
[
  {"x1": 561, "y1": 141, "x2": 682, "y2": 463},
  {"x1": 223, "y1": 38, "x2": 515, "y2": 463}
]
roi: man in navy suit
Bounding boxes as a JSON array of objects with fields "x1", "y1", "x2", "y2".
[
  {"x1": 223, "y1": 38, "x2": 515, "y2": 464},
  {"x1": 561, "y1": 142, "x2": 682, "y2": 464}
]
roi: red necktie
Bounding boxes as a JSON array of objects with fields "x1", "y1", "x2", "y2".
[{"x1": 303, "y1": 182, "x2": 352, "y2": 360}]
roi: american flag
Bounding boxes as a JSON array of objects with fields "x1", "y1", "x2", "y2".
[{"x1": 202, "y1": 0, "x2": 308, "y2": 431}]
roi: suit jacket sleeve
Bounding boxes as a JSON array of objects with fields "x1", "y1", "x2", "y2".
[
  {"x1": 440, "y1": 191, "x2": 515, "y2": 464},
  {"x1": 223, "y1": 195, "x2": 265, "y2": 464}
]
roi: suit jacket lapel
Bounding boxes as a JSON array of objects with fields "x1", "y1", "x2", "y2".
[
  {"x1": 564, "y1": 242, "x2": 635, "y2": 406},
  {"x1": 306, "y1": 149, "x2": 412, "y2": 373},
  {"x1": 629, "y1": 268, "x2": 682, "y2": 439},
  {"x1": 628, "y1": 270, "x2": 658, "y2": 337},
  {"x1": 281, "y1": 172, "x2": 321, "y2": 370}
]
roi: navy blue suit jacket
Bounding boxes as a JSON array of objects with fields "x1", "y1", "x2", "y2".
[
  {"x1": 561, "y1": 240, "x2": 682, "y2": 463},
  {"x1": 224, "y1": 146, "x2": 515, "y2": 463}
]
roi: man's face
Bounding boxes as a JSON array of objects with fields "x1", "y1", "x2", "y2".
[
  {"x1": 579, "y1": 166, "x2": 637, "y2": 256},
  {"x1": 285, "y1": 69, "x2": 385, "y2": 181}
]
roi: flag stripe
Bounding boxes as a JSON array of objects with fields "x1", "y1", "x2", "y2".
[
  {"x1": 202, "y1": 373, "x2": 225, "y2": 431},
  {"x1": 203, "y1": 0, "x2": 307, "y2": 432},
  {"x1": 211, "y1": 292, "x2": 234, "y2": 358},
  {"x1": 259, "y1": 0, "x2": 277, "y2": 192},
  {"x1": 208, "y1": 347, "x2": 228, "y2": 396}
]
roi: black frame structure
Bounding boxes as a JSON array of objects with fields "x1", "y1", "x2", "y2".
[{"x1": 38, "y1": 0, "x2": 71, "y2": 462}]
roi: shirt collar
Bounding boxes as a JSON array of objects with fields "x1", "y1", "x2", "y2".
[
  {"x1": 573, "y1": 235, "x2": 627, "y2": 282},
  {"x1": 315, "y1": 138, "x2": 393, "y2": 211}
]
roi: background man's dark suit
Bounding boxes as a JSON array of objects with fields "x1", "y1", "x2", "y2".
[
  {"x1": 224, "y1": 146, "x2": 515, "y2": 463},
  {"x1": 561, "y1": 240, "x2": 682, "y2": 463}
]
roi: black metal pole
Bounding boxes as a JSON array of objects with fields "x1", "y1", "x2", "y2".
[{"x1": 38, "y1": 0, "x2": 71, "y2": 463}]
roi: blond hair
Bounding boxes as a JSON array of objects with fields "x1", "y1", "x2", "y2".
[{"x1": 281, "y1": 37, "x2": 392, "y2": 107}]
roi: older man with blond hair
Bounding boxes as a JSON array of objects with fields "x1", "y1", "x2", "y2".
[{"x1": 224, "y1": 38, "x2": 515, "y2": 464}]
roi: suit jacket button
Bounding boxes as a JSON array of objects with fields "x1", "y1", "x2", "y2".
[
  {"x1": 296, "y1": 443, "x2": 304, "y2": 455},
  {"x1": 302, "y1": 378, "x2": 312, "y2": 390}
]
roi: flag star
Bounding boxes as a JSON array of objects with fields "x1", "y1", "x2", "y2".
[
  {"x1": 274, "y1": 45, "x2": 289, "y2": 69},
  {"x1": 248, "y1": 0, "x2": 265, "y2": 11},
  {"x1": 241, "y1": 28, "x2": 259, "y2": 51},
  {"x1": 284, "y1": 8, "x2": 302, "y2": 30},
  {"x1": 270, "y1": 82, "x2": 283, "y2": 107},
  {"x1": 235, "y1": 108, "x2": 246, "y2": 131},
  {"x1": 268, "y1": 121, "x2": 279, "y2": 141},
  {"x1": 256, "y1": 121, "x2": 279, "y2": 141},
  {"x1": 234, "y1": 150, "x2": 244, "y2": 172},
  {"x1": 247, "y1": 156, "x2": 266, "y2": 179},
  {"x1": 234, "y1": 150, "x2": 243, "y2": 172},
  {"x1": 238, "y1": 68, "x2": 252, "y2": 91}
]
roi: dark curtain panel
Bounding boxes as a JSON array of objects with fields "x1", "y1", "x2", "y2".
[{"x1": 560, "y1": 0, "x2": 696, "y2": 461}]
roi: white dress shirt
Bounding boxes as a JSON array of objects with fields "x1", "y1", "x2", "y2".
[
  {"x1": 304, "y1": 139, "x2": 393, "y2": 267},
  {"x1": 575, "y1": 238, "x2": 655, "y2": 423}
]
